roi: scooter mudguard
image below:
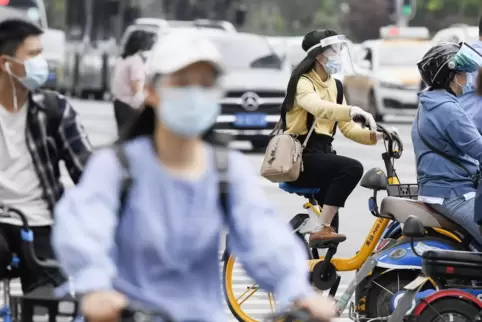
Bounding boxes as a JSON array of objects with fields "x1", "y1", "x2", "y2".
[{"x1": 373, "y1": 238, "x2": 458, "y2": 269}]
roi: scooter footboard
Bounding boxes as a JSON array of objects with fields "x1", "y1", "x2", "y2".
[{"x1": 374, "y1": 238, "x2": 460, "y2": 269}]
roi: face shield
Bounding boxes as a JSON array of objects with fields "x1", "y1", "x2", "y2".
[
  {"x1": 307, "y1": 35, "x2": 356, "y2": 76},
  {"x1": 448, "y1": 42, "x2": 482, "y2": 73}
]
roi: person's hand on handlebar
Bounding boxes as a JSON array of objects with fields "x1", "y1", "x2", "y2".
[
  {"x1": 293, "y1": 293, "x2": 337, "y2": 321},
  {"x1": 349, "y1": 106, "x2": 377, "y2": 132},
  {"x1": 81, "y1": 290, "x2": 128, "y2": 322},
  {"x1": 375, "y1": 126, "x2": 399, "y2": 141}
]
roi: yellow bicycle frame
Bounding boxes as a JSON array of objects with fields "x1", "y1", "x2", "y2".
[{"x1": 305, "y1": 176, "x2": 461, "y2": 272}]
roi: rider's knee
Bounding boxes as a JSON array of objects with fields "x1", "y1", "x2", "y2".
[{"x1": 344, "y1": 159, "x2": 364, "y2": 181}]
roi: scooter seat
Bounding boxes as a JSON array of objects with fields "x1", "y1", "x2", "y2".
[
  {"x1": 422, "y1": 249, "x2": 482, "y2": 279},
  {"x1": 379, "y1": 197, "x2": 465, "y2": 232},
  {"x1": 423, "y1": 249, "x2": 482, "y2": 264},
  {"x1": 279, "y1": 183, "x2": 320, "y2": 196}
]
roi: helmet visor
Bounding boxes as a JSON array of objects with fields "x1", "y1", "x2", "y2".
[{"x1": 449, "y1": 43, "x2": 482, "y2": 73}]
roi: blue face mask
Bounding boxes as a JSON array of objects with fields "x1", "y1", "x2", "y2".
[
  {"x1": 322, "y1": 57, "x2": 342, "y2": 75},
  {"x1": 158, "y1": 86, "x2": 221, "y2": 138},
  {"x1": 455, "y1": 73, "x2": 473, "y2": 95},
  {"x1": 7, "y1": 55, "x2": 49, "y2": 91},
  {"x1": 462, "y1": 73, "x2": 473, "y2": 94}
]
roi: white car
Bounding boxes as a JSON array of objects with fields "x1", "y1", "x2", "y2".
[
  {"x1": 432, "y1": 24, "x2": 479, "y2": 45},
  {"x1": 344, "y1": 27, "x2": 431, "y2": 120}
]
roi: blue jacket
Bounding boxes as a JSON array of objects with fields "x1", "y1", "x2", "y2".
[
  {"x1": 412, "y1": 90, "x2": 482, "y2": 199},
  {"x1": 458, "y1": 40, "x2": 482, "y2": 133}
]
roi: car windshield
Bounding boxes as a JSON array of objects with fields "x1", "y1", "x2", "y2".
[
  {"x1": 207, "y1": 33, "x2": 283, "y2": 70},
  {"x1": 379, "y1": 42, "x2": 431, "y2": 67}
]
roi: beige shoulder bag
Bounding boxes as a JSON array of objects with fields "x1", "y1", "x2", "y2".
[{"x1": 259, "y1": 119, "x2": 317, "y2": 183}]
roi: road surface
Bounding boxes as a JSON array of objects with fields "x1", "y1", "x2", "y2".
[{"x1": 3, "y1": 99, "x2": 419, "y2": 321}]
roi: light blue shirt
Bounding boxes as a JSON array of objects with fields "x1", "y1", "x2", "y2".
[
  {"x1": 52, "y1": 137, "x2": 312, "y2": 321},
  {"x1": 458, "y1": 41, "x2": 482, "y2": 133}
]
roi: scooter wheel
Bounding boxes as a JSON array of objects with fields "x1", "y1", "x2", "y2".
[
  {"x1": 312, "y1": 262, "x2": 337, "y2": 291},
  {"x1": 416, "y1": 297, "x2": 481, "y2": 321}
]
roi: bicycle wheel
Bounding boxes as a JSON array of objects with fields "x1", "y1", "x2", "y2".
[
  {"x1": 223, "y1": 254, "x2": 276, "y2": 322},
  {"x1": 223, "y1": 234, "x2": 312, "y2": 322},
  {"x1": 415, "y1": 297, "x2": 480, "y2": 322}
]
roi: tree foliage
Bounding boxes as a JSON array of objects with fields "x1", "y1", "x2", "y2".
[{"x1": 243, "y1": 0, "x2": 481, "y2": 41}]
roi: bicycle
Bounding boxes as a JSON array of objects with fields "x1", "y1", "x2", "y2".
[
  {"x1": 0, "y1": 204, "x2": 70, "y2": 322},
  {"x1": 222, "y1": 124, "x2": 468, "y2": 322},
  {"x1": 266, "y1": 307, "x2": 331, "y2": 322},
  {"x1": 383, "y1": 216, "x2": 482, "y2": 322}
]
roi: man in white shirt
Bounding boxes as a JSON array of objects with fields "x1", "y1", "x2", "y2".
[{"x1": 0, "y1": 19, "x2": 92, "y2": 304}]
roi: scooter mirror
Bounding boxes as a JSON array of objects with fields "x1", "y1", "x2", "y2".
[{"x1": 403, "y1": 215, "x2": 425, "y2": 238}]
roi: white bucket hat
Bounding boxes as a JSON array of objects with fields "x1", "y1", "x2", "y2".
[{"x1": 146, "y1": 29, "x2": 225, "y2": 76}]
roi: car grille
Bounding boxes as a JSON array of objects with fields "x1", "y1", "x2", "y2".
[
  {"x1": 214, "y1": 90, "x2": 285, "y2": 135},
  {"x1": 219, "y1": 90, "x2": 285, "y2": 114},
  {"x1": 224, "y1": 90, "x2": 285, "y2": 98},
  {"x1": 221, "y1": 103, "x2": 281, "y2": 115}
]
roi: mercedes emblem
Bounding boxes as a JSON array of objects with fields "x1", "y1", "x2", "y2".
[{"x1": 241, "y1": 91, "x2": 260, "y2": 111}]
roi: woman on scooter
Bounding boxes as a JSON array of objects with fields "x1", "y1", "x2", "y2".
[
  {"x1": 281, "y1": 29, "x2": 390, "y2": 247},
  {"x1": 414, "y1": 42, "x2": 482, "y2": 245}
]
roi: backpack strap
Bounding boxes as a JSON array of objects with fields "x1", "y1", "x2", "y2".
[
  {"x1": 213, "y1": 146, "x2": 230, "y2": 219},
  {"x1": 112, "y1": 144, "x2": 133, "y2": 214},
  {"x1": 112, "y1": 142, "x2": 230, "y2": 220}
]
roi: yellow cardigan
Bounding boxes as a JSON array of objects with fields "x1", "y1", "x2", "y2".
[{"x1": 285, "y1": 69, "x2": 376, "y2": 145}]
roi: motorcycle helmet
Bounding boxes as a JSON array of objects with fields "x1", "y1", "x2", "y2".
[{"x1": 418, "y1": 42, "x2": 482, "y2": 89}]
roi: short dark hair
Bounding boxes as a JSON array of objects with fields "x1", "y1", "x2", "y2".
[
  {"x1": 0, "y1": 19, "x2": 43, "y2": 57},
  {"x1": 121, "y1": 30, "x2": 154, "y2": 59}
]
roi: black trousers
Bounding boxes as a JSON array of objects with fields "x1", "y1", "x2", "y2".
[
  {"x1": 113, "y1": 99, "x2": 138, "y2": 134},
  {"x1": 292, "y1": 134, "x2": 364, "y2": 208},
  {"x1": 0, "y1": 224, "x2": 65, "y2": 294}
]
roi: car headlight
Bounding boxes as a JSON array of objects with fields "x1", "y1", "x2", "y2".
[{"x1": 379, "y1": 81, "x2": 405, "y2": 90}]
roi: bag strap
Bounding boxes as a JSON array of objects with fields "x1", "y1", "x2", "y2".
[{"x1": 416, "y1": 109, "x2": 478, "y2": 183}]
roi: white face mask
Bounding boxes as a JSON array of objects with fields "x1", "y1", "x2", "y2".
[
  {"x1": 157, "y1": 86, "x2": 221, "y2": 138},
  {"x1": 5, "y1": 55, "x2": 49, "y2": 110},
  {"x1": 6, "y1": 55, "x2": 49, "y2": 91}
]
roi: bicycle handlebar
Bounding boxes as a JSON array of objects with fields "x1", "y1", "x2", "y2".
[
  {"x1": 119, "y1": 303, "x2": 175, "y2": 321},
  {"x1": 351, "y1": 115, "x2": 403, "y2": 159},
  {"x1": 266, "y1": 307, "x2": 330, "y2": 322},
  {"x1": 377, "y1": 124, "x2": 403, "y2": 159},
  {"x1": 0, "y1": 204, "x2": 60, "y2": 270}
]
